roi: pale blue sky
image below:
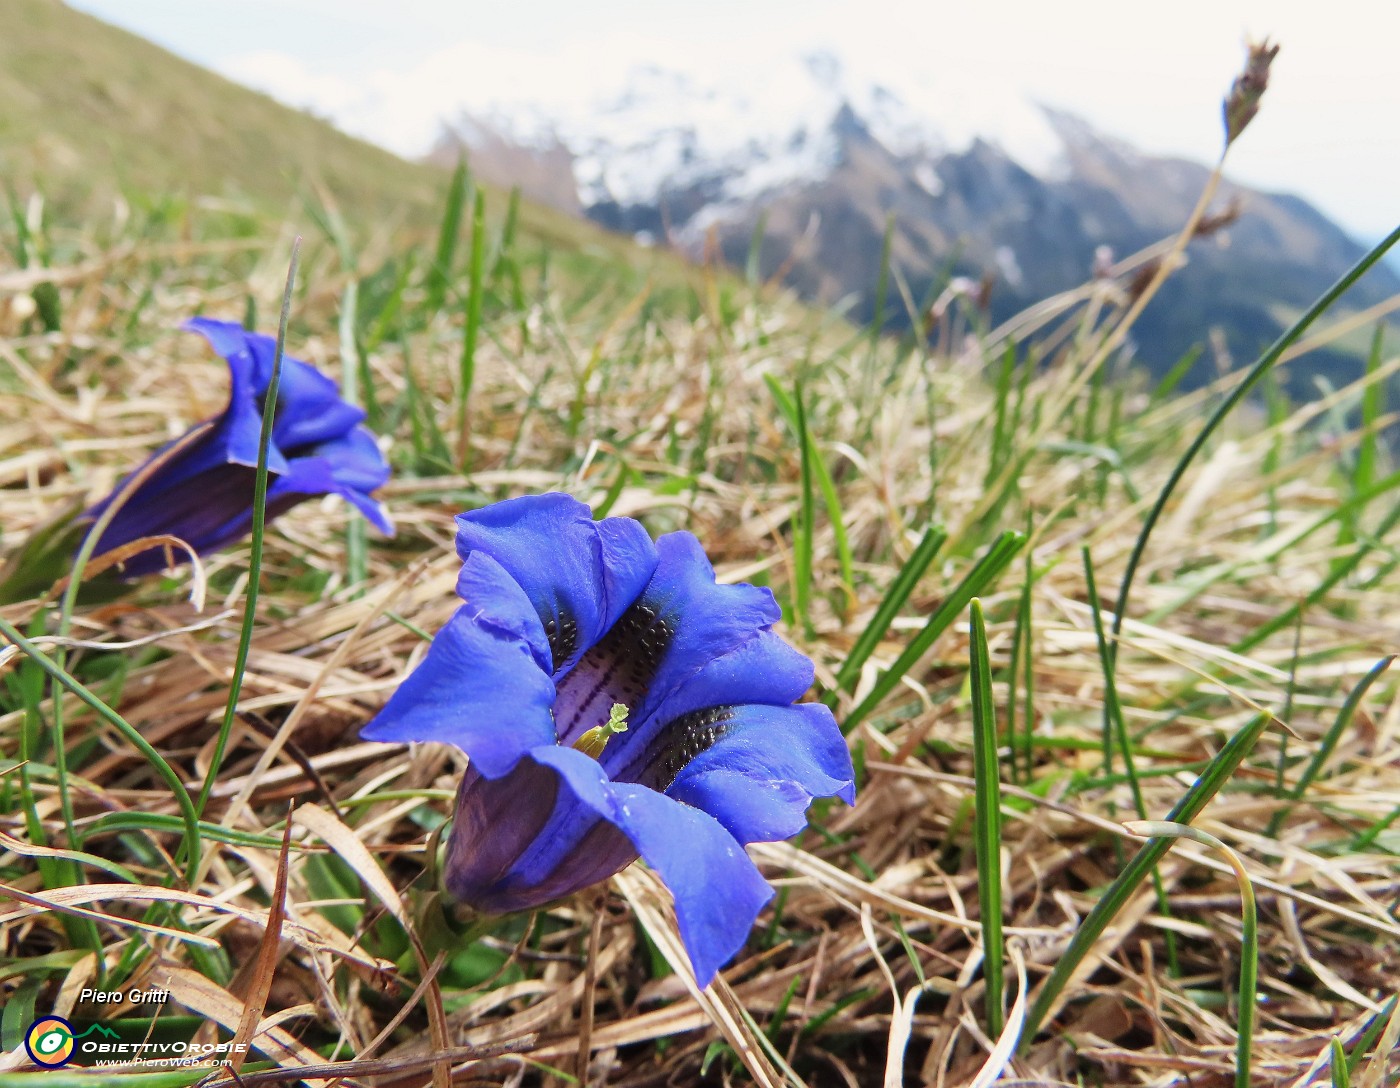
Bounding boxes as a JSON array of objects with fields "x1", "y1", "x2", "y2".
[{"x1": 66, "y1": 0, "x2": 1400, "y2": 243}]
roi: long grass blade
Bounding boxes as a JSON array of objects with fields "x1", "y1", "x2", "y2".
[
  {"x1": 196, "y1": 239, "x2": 301, "y2": 821},
  {"x1": 845, "y1": 530, "x2": 1023, "y2": 732},
  {"x1": 766, "y1": 374, "x2": 855, "y2": 604},
  {"x1": 1083, "y1": 548, "x2": 1144, "y2": 813},
  {"x1": 793, "y1": 381, "x2": 815, "y2": 635},
  {"x1": 339, "y1": 276, "x2": 368, "y2": 591},
  {"x1": 425, "y1": 159, "x2": 468, "y2": 317},
  {"x1": 456, "y1": 187, "x2": 486, "y2": 468},
  {"x1": 968, "y1": 599, "x2": 1005, "y2": 1036},
  {"x1": 829, "y1": 524, "x2": 947, "y2": 701},
  {"x1": 1006, "y1": 542, "x2": 1034, "y2": 782},
  {"x1": 1018, "y1": 711, "x2": 1272, "y2": 1047},
  {"x1": 1266, "y1": 654, "x2": 1395, "y2": 838},
  {"x1": 0, "y1": 616, "x2": 201, "y2": 880},
  {"x1": 1123, "y1": 821, "x2": 1257, "y2": 1088},
  {"x1": 1109, "y1": 223, "x2": 1400, "y2": 658}
]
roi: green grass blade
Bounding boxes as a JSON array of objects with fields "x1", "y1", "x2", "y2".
[
  {"x1": 1150, "y1": 344, "x2": 1203, "y2": 403},
  {"x1": 1349, "y1": 801, "x2": 1400, "y2": 853},
  {"x1": 1347, "y1": 994, "x2": 1397, "y2": 1075},
  {"x1": 1353, "y1": 324, "x2": 1385, "y2": 504},
  {"x1": 1110, "y1": 223, "x2": 1400, "y2": 654},
  {"x1": 987, "y1": 342, "x2": 1016, "y2": 484},
  {"x1": 1018, "y1": 711, "x2": 1272, "y2": 1048},
  {"x1": 1236, "y1": 861, "x2": 1259, "y2": 1088},
  {"x1": 1084, "y1": 546, "x2": 1177, "y2": 973},
  {"x1": 1083, "y1": 548, "x2": 1145, "y2": 814},
  {"x1": 592, "y1": 456, "x2": 630, "y2": 520},
  {"x1": 361, "y1": 252, "x2": 415, "y2": 354},
  {"x1": 845, "y1": 530, "x2": 1023, "y2": 732},
  {"x1": 456, "y1": 187, "x2": 486, "y2": 468},
  {"x1": 968, "y1": 599, "x2": 1005, "y2": 1036},
  {"x1": 426, "y1": 158, "x2": 468, "y2": 317},
  {"x1": 196, "y1": 239, "x2": 301, "y2": 823},
  {"x1": 339, "y1": 276, "x2": 368, "y2": 591},
  {"x1": 85, "y1": 812, "x2": 292, "y2": 850},
  {"x1": 1122, "y1": 822, "x2": 1257, "y2": 1088},
  {"x1": 1266, "y1": 654, "x2": 1395, "y2": 837},
  {"x1": 809, "y1": 441, "x2": 853, "y2": 600},
  {"x1": 829, "y1": 524, "x2": 947, "y2": 701},
  {"x1": 765, "y1": 375, "x2": 854, "y2": 601},
  {"x1": 7, "y1": 612, "x2": 74, "y2": 915},
  {"x1": 793, "y1": 382, "x2": 815, "y2": 635},
  {"x1": 491, "y1": 184, "x2": 521, "y2": 282},
  {"x1": 1007, "y1": 544, "x2": 1034, "y2": 783},
  {"x1": 1330, "y1": 1037, "x2": 1350, "y2": 1088},
  {"x1": 0, "y1": 616, "x2": 201, "y2": 880},
  {"x1": 400, "y1": 330, "x2": 452, "y2": 469}
]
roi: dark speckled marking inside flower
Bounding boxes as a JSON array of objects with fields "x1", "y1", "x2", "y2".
[
  {"x1": 542, "y1": 604, "x2": 580, "y2": 673},
  {"x1": 631, "y1": 706, "x2": 735, "y2": 792},
  {"x1": 551, "y1": 597, "x2": 674, "y2": 744}
]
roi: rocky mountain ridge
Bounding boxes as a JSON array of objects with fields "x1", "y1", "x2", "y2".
[{"x1": 432, "y1": 50, "x2": 1395, "y2": 391}]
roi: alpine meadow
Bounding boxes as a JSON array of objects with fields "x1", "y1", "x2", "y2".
[{"x1": 1, "y1": 4, "x2": 1399, "y2": 1087}]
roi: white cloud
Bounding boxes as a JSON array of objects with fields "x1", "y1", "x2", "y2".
[{"x1": 200, "y1": 0, "x2": 1398, "y2": 240}]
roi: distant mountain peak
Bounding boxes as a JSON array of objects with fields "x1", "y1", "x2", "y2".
[{"x1": 432, "y1": 51, "x2": 1394, "y2": 396}]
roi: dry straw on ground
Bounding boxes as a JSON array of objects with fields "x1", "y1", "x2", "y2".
[{"x1": 1, "y1": 179, "x2": 1399, "y2": 1088}]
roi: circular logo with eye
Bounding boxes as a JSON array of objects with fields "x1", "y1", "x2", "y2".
[{"x1": 25, "y1": 1016, "x2": 75, "y2": 1068}]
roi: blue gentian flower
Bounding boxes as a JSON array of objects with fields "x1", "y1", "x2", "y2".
[
  {"x1": 84, "y1": 318, "x2": 392, "y2": 575},
  {"x1": 362, "y1": 494, "x2": 854, "y2": 986}
]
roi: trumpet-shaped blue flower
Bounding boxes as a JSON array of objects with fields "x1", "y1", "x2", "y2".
[
  {"x1": 362, "y1": 494, "x2": 854, "y2": 986},
  {"x1": 85, "y1": 318, "x2": 392, "y2": 575}
]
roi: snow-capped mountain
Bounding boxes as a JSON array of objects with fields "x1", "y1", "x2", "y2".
[
  {"x1": 436, "y1": 49, "x2": 1068, "y2": 239},
  {"x1": 431, "y1": 49, "x2": 1394, "y2": 390}
]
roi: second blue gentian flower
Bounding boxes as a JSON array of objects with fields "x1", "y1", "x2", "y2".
[
  {"x1": 85, "y1": 318, "x2": 392, "y2": 574},
  {"x1": 363, "y1": 493, "x2": 855, "y2": 986}
]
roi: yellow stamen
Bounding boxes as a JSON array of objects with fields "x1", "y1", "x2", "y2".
[{"x1": 574, "y1": 702, "x2": 630, "y2": 760}]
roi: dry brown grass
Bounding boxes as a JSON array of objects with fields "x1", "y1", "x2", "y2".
[{"x1": 1, "y1": 194, "x2": 1398, "y2": 1088}]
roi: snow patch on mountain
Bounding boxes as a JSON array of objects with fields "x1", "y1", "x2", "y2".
[{"x1": 223, "y1": 37, "x2": 1071, "y2": 213}]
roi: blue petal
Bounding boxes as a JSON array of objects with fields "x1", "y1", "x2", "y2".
[
  {"x1": 312, "y1": 429, "x2": 393, "y2": 534},
  {"x1": 271, "y1": 429, "x2": 394, "y2": 536},
  {"x1": 309, "y1": 427, "x2": 391, "y2": 493},
  {"x1": 590, "y1": 532, "x2": 815, "y2": 776},
  {"x1": 455, "y1": 494, "x2": 657, "y2": 674},
  {"x1": 530, "y1": 746, "x2": 774, "y2": 987},
  {"x1": 444, "y1": 758, "x2": 639, "y2": 914},
  {"x1": 182, "y1": 317, "x2": 365, "y2": 452},
  {"x1": 179, "y1": 320, "x2": 289, "y2": 474},
  {"x1": 662, "y1": 703, "x2": 855, "y2": 844},
  {"x1": 268, "y1": 356, "x2": 367, "y2": 451},
  {"x1": 181, "y1": 316, "x2": 256, "y2": 363},
  {"x1": 90, "y1": 460, "x2": 257, "y2": 573},
  {"x1": 360, "y1": 553, "x2": 556, "y2": 776},
  {"x1": 87, "y1": 424, "x2": 227, "y2": 521}
]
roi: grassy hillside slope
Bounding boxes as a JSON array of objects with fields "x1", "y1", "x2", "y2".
[
  {"x1": 2, "y1": 171, "x2": 1398, "y2": 1085},
  {"x1": 1, "y1": 13, "x2": 1398, "y2": 1086},
  {"x1": 0, "y1": 0, "x2": 688, "y2": 280},
  {"x1": 1, "y1": 1, "x2": 447, "y2": 218}
]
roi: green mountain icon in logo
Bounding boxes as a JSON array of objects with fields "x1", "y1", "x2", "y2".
[{"x1": 74, "y1": 1024, "x2": 120, "y2": 1040}]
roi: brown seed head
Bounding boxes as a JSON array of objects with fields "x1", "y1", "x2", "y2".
[{"x1": 1223, "y1": 38, "x2": 1280, "y2": 148}]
